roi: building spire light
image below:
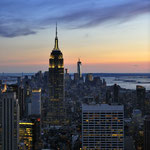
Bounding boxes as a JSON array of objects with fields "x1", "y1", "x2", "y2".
[
  {"x1": 56, "y1": 22, "x2": 57, "y2": 38},
  {"x1": 54, "y1": 22, "x2": 59, "y2": 50}
]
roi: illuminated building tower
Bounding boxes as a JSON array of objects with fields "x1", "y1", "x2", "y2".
[
  {"x1": 65, "y1": 69, "x2": 71, "y2": 83},
  {"x1": 1, "y1": 84, "x2": 7, "y2": 93},
  {"x1": 77, "y1": 58, "x2": 82, "y2": 78},
  {"x1": 0, "y1": 92, "x2": 19, "y2": 150},
  {"x1": 31, "y1": 89, "x2": 41, "y2": 115},
  {"x1": 85, "y1": 73, "x2": 93, "y2": 84},
  {"x1": 144, "y1": 115, "x2": 150, "y2": 150},
  {"x1": 19, "y1": 122, "x2": 34, "y2": 150},
  {"x1": 47, "y1": 25, "x2": 66, "y2": 126},
  {"x1": 19, "y1": 118, "x2": 42, "y2": 150},
  {"x1": 82, "y1": 104, "x2": 124, "y2": 150}
]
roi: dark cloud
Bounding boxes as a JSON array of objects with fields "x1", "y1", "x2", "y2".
[
  {"x1": 0, "y1": 19, "x2": 37, "y2": 37},
  {"x1": 0, "y1": 27, "x2": 36, "y2": 38},
  {"x1": 0, "y1": 0, "x2": 149, "y2": 37},
  {"x1": 51, "y1": 0, "x2": 150, "y2": 28}
]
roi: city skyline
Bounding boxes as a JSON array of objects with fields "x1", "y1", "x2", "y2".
[{"x1": 0, "y1": 0, "x2": 150, "y2": 73}]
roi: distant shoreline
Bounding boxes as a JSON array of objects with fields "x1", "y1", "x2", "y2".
[{"x1": 0, "y1": 72, "x2": 150, "y2": 77}]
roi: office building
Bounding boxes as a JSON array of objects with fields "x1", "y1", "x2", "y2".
[
  {"x1": 113, "y1": 84, "x2": 119, "y2": 103},
  {"x1": 0, "y1": 92, "x2": 19, "y2": 150},
  {"x1": 144, "y1": 115, "x2": 150, "y2": 150},
  {"x1": 19, "y1": 118, "x2": 42, "y2": 150},
  {"x1": 18, "y1": 86, "x2": 25, "y2": 119},
  {"x1": 74, "y1": 73, "x2": 79, "y2": 82},
  {"x1": 31, "y1": 89, "x2": 41, "y2": 115},
  {"x1": 136, "y1": 85, "x2": 146, "y2": 113},
  {"x1": 82, "y1": 104, "x2": 124, "y2": 150},
  {"x1": 45, "y1": 25, "x2": 66, "y2": 127},
  {"x1": 65, "y1": 69, "x2": 71, "y2": 83},
  {"x1": 19, "y1": 122, "x2": 35, "y2": 150},
  {"x1": 85, "y1": 73, "x2": 93, "y2": 84},
  {"x1": 77, "y1": 59, "x2": 82, "y2": 78}
]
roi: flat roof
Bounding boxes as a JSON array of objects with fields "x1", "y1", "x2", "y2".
[{"x1": 82, "y1": 104, "x2": 124, "y2": 111}]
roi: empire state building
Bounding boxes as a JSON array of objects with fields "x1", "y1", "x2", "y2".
[
  {"x1": 46, "y1": 25, "x2": 66, "y2": 126},
  {"x1": 49, "y1": 26, "x2": 64, "y2": 100}
]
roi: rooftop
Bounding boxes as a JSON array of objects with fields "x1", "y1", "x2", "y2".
[{"x1": 82, "y1": 103, "x2": 124, "y2": 111}]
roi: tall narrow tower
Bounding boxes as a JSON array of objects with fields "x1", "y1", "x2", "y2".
[
  {"x1": 47, "y1": 25, "x2": 65, "y2": 126},
  {"x1": 49, "y1": 24, "x2": 64, "y2": 100},
  {"x1": 77, "y1": 58, "x2": 82, "y2": 78}
]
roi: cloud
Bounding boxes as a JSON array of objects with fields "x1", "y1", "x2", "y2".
[
  {"x1": 52, "y1": 0, "x2": 150, "y2": 28},
  {"x1": 0, "y1": 25, "x2": 36, "y2": 38},
  {"x1": 0, "y1": 0, "x2": 149, "y2": 37}
]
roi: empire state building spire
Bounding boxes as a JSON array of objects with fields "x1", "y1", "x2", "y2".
[
  {"x1": 54, "y1": 23, "x2": 59, "y2": 50},
  {"x1": 47, "y1": 26, "x2": 65, "y2": 127}
]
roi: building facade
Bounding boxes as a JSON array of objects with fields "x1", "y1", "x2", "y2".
[
  {"x1": 0, "y1": 92, "x2": 19, "y2": 150},
  {"x1": 144, "y1": 115, "x2": 150, "y2": 150},
  {"x1": 31, "y1": 89, "x2": 41, "y2": 115},
  {"x1": 113, "y1": 84, "x2": 119, "y2": 103},
  {"x1": 136, "y1": 85, "x2": 146, "y2": 113},
  {"x1": 19, "y1": 122, "x2": 34, "y2": 150},
  {"x1": 44, "y1": 25, "x2": 66, "y2": 127},
  {"x1": 18, "y1": 86, "x2": 25, "y2": 119},
  {"x1": 82, "y1": 104, "x2": 124, "y2": 150},
  {"x1": 77, "y1": 59, "x2": 82, "y2": 78}
]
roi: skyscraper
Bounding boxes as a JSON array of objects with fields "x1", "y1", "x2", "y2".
[
  {"x1": 113, "y1": 84, "x2": 119, "y2": 103},
  {"x1": 18, "y1": 86, "x2": 25, "y2": 119},
  {"x1": 19, "y1": 121, "x2": 35, "y2": 149},
  {"x1": 136, "y1": 85, "x2": 146, "y2": 113},
  {"x1": 0, "y1": 92, "x2": 19, "y2": 150},
  {"x1": 82, "y1": 104, "x2": 124, "y2": 150},
  {"x1": 144, "y1": 115, "x2": 150, "y2": 150},
  {"x1": 46, "y1": 25, "x2": 65, "y2": 127},
  {"x1": 77, "y1": 58, "x2": 82, "y2": 78},
  {"x1": 31, "y1": 89, "x2": 41, "y2": 115},
  {"x1": 85, "y1": 73, "x2": 93, "y2": 84}
]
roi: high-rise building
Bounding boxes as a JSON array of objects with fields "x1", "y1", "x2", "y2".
[
  {"x1": 82, "y1": 104, "x2": 124, "y2": 150},
  {"x1": 24, "y1": 83, "x2": 31, "y2": 117},
  {"x1": 113, "y1": 84, "x2": 119, "y2": 103},
  {"x1": 31, "y1": 89, "x2": 41, "y2": 115},
  {"x1": 45, "y1": 25, "x2": 65, "y2": 127},
  {"x1": 18, "y1": 86, "x2": 25, "y2": 119},
  {"x1": 19, "y1": 121, "x2": 35, "y2": 150},
  {"x1": 77, "y1": 58, "x2": 82, "y2": 78},
  {"x1": 144, "y1": 115, "x2": 150, "y2": 150},
  {"x1": 0, "y1": 92, "x2": 19, "y2": 150},
  {"x1": 19, "y1": 118, "x2": 42, "y2": 150},
  {"x1": 136, "y1": 85, "x2": 146, "y2": 113},
  {"x1": 74, "y1": 73, "x2": 79, "y2": 82},
  {"x1": 65, "y1": 68, "x2": 71, "y2": 83},
  {"x1": 0, "y1": 80, "x2": 2, "y2": 88},
  {"x1": 85, "y1": 73, "x2": 93, "y2": 84}
]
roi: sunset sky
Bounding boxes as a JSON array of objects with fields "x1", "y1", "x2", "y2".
[{"x1": 0, "y1": 0, "x2": 150, "y2": 73}]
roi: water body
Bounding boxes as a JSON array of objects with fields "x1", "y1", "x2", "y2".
[
  {"x1": 102, "y1": 76, "x2": 150, "y2": 90},
  {"x1": 0, "y1": 73, "x2": 34, "y2": 85},
  {"x1": 85, "y1": 73, "x2": 150, "y2": 90}
]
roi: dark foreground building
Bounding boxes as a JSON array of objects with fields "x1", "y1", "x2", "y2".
[{"x1": 144, "y1": 116, "x2": 150, "y2": 150}]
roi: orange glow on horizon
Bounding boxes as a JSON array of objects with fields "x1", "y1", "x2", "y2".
[{"x1": 1, "y1": 60, "x2": 150, "y2": 66}]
